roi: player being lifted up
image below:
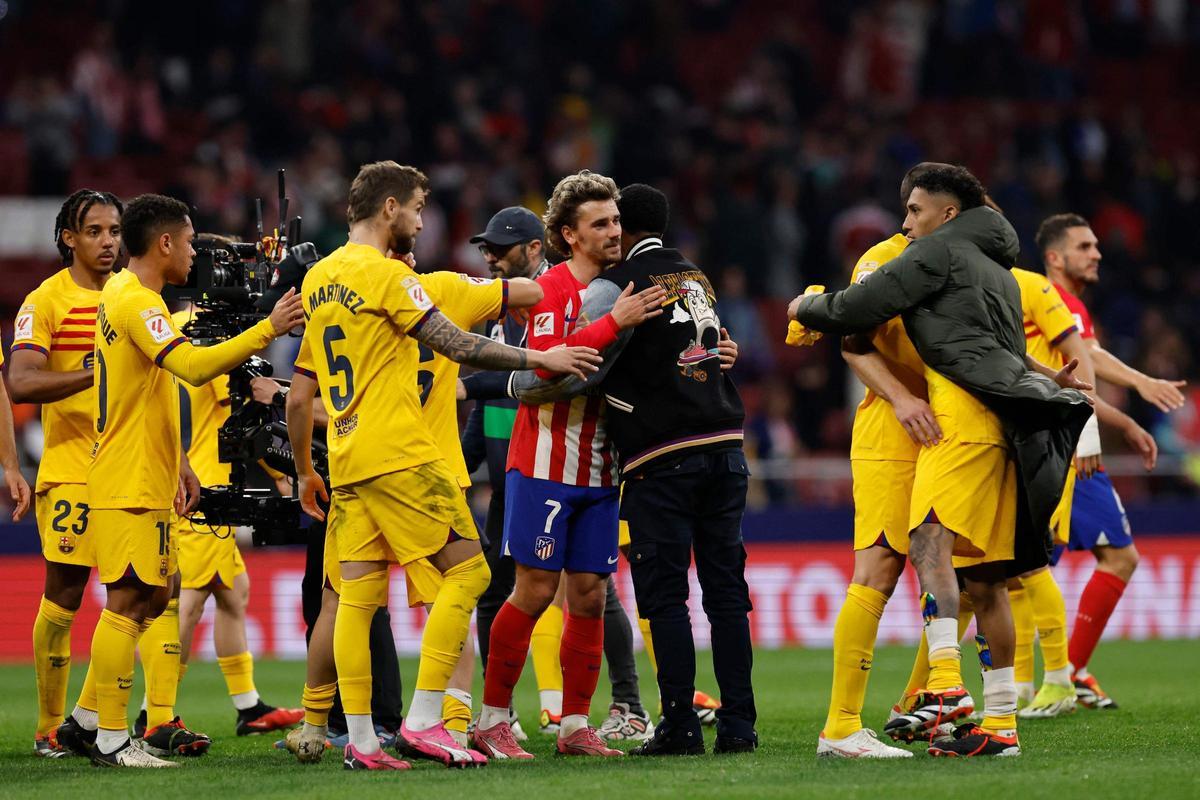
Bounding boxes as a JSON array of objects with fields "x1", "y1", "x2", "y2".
[
  {"x1": 286, "y1": 161, "x2": 600, "y2": 771},
  {"x1": 54, "y1": 194, "x2": 304, "y2": 768},
  {"x1": 472, "y1": 170, "x2": 666, "y2": 761}
]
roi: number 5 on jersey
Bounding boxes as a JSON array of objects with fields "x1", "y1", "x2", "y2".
[{"x1": 322, "y1": 325, "x2": 355, "y2": 410}]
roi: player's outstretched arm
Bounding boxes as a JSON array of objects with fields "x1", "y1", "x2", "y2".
[
  {"x1": 1086, "y1": 339, "x2": 1186, "y2": 412},
  {"x1": 842, "y1": 333, "x2": 941, "y2": 447},
  {"x1": 286, "y1": 371, "x2": 327, "y2": 522},
  {"x1": 0, "y1": 377, "x2": 31, "y2": 521},
  {"x1": 157, "y1": 289, "x2": 305, "y2": 387},
  {"x1": 506, "y1": 277, "x2": 544, "y2": 309},
  {"x1": 413, "y1": 310, "x2": 602, "y2": 380},
  {"x1": 6, "y1": 350, "x2": 93, "y2": 404}
]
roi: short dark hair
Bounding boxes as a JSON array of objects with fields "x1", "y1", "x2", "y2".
[
  {"x1": 899, "y1": 162, "x2": 952, "y2": 207},
  {"x1": 617, "y1": 183, "x2": 669, "y2": 237},
  {"x1": 907, "y1": 164, "x2": 985, "y2": 211},
  {"x1": 1035, "y1": 213, "x2": 1090, "y2": 255},
  {"x1": 55, "y1": 189, "x2": 123, "y2": 265},
  {"x1": 347, "y1": 161, "x2": 430, "y2": 225},
  {"x1": 121, "y1": 194, "x2": 191, "y2": 257},
  {"x1": 543, "y1": 170, "x2": 620, "y2": 255}
]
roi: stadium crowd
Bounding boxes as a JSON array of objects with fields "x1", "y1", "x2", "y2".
[{"x1": 2, "y1": 0, "x2": 1199, "y2": 502}]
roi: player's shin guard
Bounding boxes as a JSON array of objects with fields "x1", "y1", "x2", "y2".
[
  {"x1": 141, "y1": 599, "x2": 181, "y2": 729},
  {"x1": 531, "y1": 603, "x2": 564, "y2": 695},
  {"x1": 1010, "y1": 584, "x2": 1036, "y2": 696},
  {"x1": 92, "y1": 609, "x2": 143, "y2": 733},
  {"x1": 334, "y1": 571, "x2": 388, "y2": 717},
  {"x1": 903, "y1": 592, "x2": 972, "y2": 698},
  {"x1": 302, "y1": 682, "x2": 337, "y2": 727},
  {"x1": 560, "y1": 613, "x2": 604, "y2": 723},
  {"x1": 637, "y1": 617, "x2": 658, "y2": 674},
  {"x1": 923, "y1": 594, "x2": 963, "y2": 693},
  {"x1": 824, "y1": 584, "x2": 887, "y2": 739},
  {"x1": 1024, "y1": 569, "x2": 1070, "y2": 683},
  {"x1": 1070, "y1": 571, "x2": 1127, "y2": 672},
  {"x1": 33, "y1": 597, "x2": 76, "y2": 736}
]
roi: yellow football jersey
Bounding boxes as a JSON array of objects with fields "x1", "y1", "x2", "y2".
[
  {"x1": 848, "y1": 234, "x2": 926, "y2": 462},
  {"x1": 11, "y1": 269, "x2": 102, "y2": 490},
  {"x1": 1011, "y1": 267, "x2": 1076, "y2": 371},
  {"x1": 90, "y1": 270, "x2": 276, "y2": 509},
  {"x1": 417, "y1": 272, "x2": 507, "y2": 488},
  {"x1": 294, "y1": 242, "x2": 442, "y2": 487},
  {"x1": 172, "y1": 310, "x2": 232, "y2": 488}
]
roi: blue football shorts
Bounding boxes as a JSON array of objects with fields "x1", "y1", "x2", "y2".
[
  {"x1": 503, "y1": 470, "x2": 619, "y2": 573},
  {"x1": 1050, "y1": 471, "x2": 1133, "y2": 565}
]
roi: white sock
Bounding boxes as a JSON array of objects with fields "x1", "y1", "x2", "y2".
[
  {"x1": 73, "y1": 705, "x2": 98, "y2": 731},
  {"x1": 982, "y1": 666, "x2": 1018, "y2": 724},
  {"x1": 1074, "y1": 666, "x2": 1090, "y2": 680},
  {"x1": 925, "y1": 617, "x2": 960, "y2": 659},
  {"x1": 559, "y1": 713, "x2": 588, "y2": 738},
  {"x1": 1044, "y1": 666, "x2": 1071, "y2": 687},
  {"x1": 96, "y1": 728, "x2": 129, "y2": 755},
  {"x1": 479, "y1": 703, "x2": 509, "y2": 730},
  {"x1": 405, "y1": 689, "x2": 444, "y2": 731},
  {"x1": 1017, "y1": 681, "x2": 1035, "y2": 704},
  {"x1": 539, "y1": 689, "x2": 563, "y2": 716},
  {"x1": 346, "y1": 714, "x2": 379, "y2": 754},
  {"x1": 232, "y1": 690, "x2": 260, "y2": 711},
  {"x1": 446, "y1": 688, "x2": 472, "y2": 709},
  {"x1": 301, "y1": 721, "x2": 327, "y2": 738},
  {"x1": 140, "y1": 695, "x2": 147, "y2": 711}
]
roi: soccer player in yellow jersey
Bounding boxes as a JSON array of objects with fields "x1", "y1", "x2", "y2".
[
  {"x1": 61, "y1": 194, "x2": 304, "y2": 768},
  {"x1": 814, "y1": 230, "x2": 935, "y2": 758},
  {"x1": 168, "y1": 307, "x2": 305, "y2": 736},
  {"x1": 286, "y1": 161, "x2": 599, "y2": 770},
  {"x1": 8, "y1": 190, "x2": 121, "y2": 757}
]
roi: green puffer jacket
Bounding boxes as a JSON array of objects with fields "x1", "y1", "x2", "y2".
[{"x1": 795, "y1": 206, "x2": 1091, "y2": 570}]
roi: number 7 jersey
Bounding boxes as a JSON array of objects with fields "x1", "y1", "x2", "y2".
[{"x1": 294, "y1": 242, "x2": 442, "y2": 487}]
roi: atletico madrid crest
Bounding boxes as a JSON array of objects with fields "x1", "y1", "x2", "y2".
[{"x1": 534, "y1": 536, "x2": 555, "y2": 561}]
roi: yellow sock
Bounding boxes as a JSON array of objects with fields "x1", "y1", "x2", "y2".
[
  {"x1": 33, "y1": 597, "x2": 76, "y2": 736},
  {"x1": 217, "y1": 652, "x2": 256, "y2": 697},
  {"x1": 92, "y1": 609, "x2": 142, "y2": 731},
  {"x1": 637, "y1": 617, "x2": 657, "y2": 675},
  {"x1": 902, "y1": 592, "x2": 974, "y2": 699},
  {"x1": 1024, "y1": 569, "x2": 1070, "y2": 676},
  {"x1": 981, "y1": 712, "x2": 1017, "y2": 735},
  {"x1": 443, "y1": 689, "x2": 471, "y2": 734},
  {"x1": 531, "y1": 603, "x2": 564, "y2": 693},
  {"x1": 334, "y1": 571, "x2": 387, "y2": 715},
  {"x1": 178, "y1": 661, "x2": 189, "y2": 686},
  {"x1": 416, "y1": 554, "x2": 489, "y2": 692},
  {"x1": 140, "y1": 599, "x2": 181, "y2": 729},
  {"x1": 78, "y1": 662, "x2": 98, "y2": 713},
  {"x1": 1010, "y1": 585, "x2": 1036, "y2": 685},
  {"x1": 302, "y1": 682, "x2": 337, "y2": 727},
  {"x1": 823, "y1": 584, "x2": 887, "y2": 739}
]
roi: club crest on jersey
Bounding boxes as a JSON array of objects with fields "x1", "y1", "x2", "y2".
[
  {"x1": 534, "y1": 536, "x2": 555, "y2": 561},
  {"x1": 13, "y1": 312, "x2": 34, "y2": 341},
  {"x1": 533, "y1": 312, "x2": 555, "y2": 337},
  {"x1": 58, "y1": 536, "x2": 74, "y2": 554},
  {"x1": 159, "y1": 558, "x2": 169, "y2": 578}
]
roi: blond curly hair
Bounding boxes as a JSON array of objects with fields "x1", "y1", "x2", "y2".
[{"x1": 543, "y1": 170, "x2": 620, "y2": 256}]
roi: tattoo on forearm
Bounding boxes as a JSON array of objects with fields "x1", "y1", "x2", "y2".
[{"x1": 416, "y1": 312, "x2": 530, "y2": 370}]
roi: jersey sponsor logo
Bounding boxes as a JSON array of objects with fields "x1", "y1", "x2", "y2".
[
  {"x1": 13, "y1": 312, "x2": 33, "y2": 341},
  {"x1": 144, "y1": 314, "x2": 175, "y2": 344},
  {"x1": 534, "y1": 535, "x2": 555, "y2": 561},
  {"x1": 401, "y1": 276, "x2": 433, "y2": 310},
  {"x1": 533, "y1": 312, "x2": 554, "y2": 337}
]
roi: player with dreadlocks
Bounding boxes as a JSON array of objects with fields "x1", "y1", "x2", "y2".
[{"x1": 8, "y1": 190, "x2": 140, "y2": 757}]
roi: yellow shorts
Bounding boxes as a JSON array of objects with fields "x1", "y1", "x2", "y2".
[
  {"x1": 324, "y1": 461, "x2": 478, "y2": 593},
  {"x1": 618, "y1": 519, "x2": 631, "y2": 548},
  {"x1": 1050, "y1": 468, "x2": 1076, "y2": 547},
  {"x1": 175, "y1": 515, "x2": 245, "y2": 590},
  {"x1": 907, "y1": 435, "x2": 1017, "y2": 567},
  {"x1": 851, "y1": 459, "x2": 915, "y2": 553},
  {"x1": 37, "y1": 484, "x2": 96, "y2": 567},
  {"x1": 92, "y1": 507, "x2": 177, "y2": 587}
]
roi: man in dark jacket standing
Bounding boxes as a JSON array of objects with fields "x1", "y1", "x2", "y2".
[
  {"x1": 513, "y1": 184, "x2": 757, "y2": 756},
  {"x1": 791, "y1": 165, "x2": 1092, "y2": 757}
]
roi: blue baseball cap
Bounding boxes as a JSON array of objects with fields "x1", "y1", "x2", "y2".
[{"x1": 470, "y1": 206, "x2": 544, "y2": 247}]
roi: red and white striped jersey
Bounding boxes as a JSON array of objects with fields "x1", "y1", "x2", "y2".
[{"x1": 506, "y1": 262, "x2": 622, "y2": 487}]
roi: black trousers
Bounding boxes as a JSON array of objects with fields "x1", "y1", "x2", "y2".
[
  {"x1": 302, "y1": 522, "x2": 404, "y2": 732},
  {"x1": 623, "y1": 449, "x2": 756, "y2": 739}
]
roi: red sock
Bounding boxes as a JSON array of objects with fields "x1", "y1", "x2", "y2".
[
  {"x1": 1069, "y1": 570, "x2": 1127, "y2": 671},
  {"x1": 560, "y1": 613, "x2": 604, "y2": 718},
  {"x1": 483, "y1": 601, "x2": 538, "y2": 709}
]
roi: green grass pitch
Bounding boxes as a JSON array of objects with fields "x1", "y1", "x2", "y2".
[{"x1": 0, "y1": 640, "x2": 1197, "y2": 799}]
